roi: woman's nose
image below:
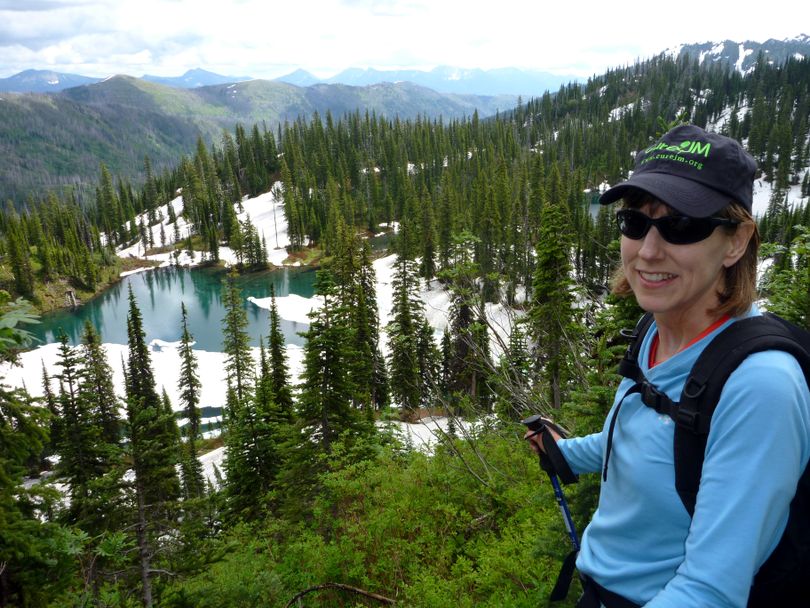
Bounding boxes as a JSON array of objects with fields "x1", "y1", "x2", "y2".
[{"x1": 638, "y1": 226, "x2": 666, "y2": 258}]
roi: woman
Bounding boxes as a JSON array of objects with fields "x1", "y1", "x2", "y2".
[{"x1": 528, "y1": 125, "x2": 810, "y2": 607}]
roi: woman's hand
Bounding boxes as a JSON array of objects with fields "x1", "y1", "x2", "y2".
[
  {"x1": 523, "y1": 416, "x2": 564, "y2": 454},
  {"x1": 522, "y1": 415, "x2": 578, "y2": 484}
]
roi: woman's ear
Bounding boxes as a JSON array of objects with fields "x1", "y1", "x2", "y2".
[{"x1": 723, "y1": 221, "x2": 755, "y2": 268}]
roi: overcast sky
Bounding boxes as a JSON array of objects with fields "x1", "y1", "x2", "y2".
[{"x1": 0, "y1": 0, "x2": 807, "y2": 80}]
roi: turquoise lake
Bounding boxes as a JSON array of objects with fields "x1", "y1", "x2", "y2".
[{"x1": 31, "y1": 266, "x2": 318, "y2": 351}]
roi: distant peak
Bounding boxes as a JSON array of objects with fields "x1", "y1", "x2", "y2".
[{"x1": 183, "y1": 68, "x2": 216, "y2": 76}]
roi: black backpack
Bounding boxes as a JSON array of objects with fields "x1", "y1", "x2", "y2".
[{"x1": 618, "y1": 312, "x2": 810, "y2": 607}]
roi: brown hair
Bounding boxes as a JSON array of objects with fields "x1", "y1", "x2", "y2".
[{"x1": 610, "y1": 190, "x2": 760, "y2": 318}]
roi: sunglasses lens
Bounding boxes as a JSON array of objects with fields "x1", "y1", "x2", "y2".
[
  {"x1": 616, "y1": 210, "x2": 717, "y2": 244},
  {"x1": 616, "y1": 210, "x2": 649, "y2": 239},
  {"x1": 658, "y1": 216, "x2": 711, "y2": 244}
]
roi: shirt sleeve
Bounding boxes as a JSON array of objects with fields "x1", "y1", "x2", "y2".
[
  {"x1": 558, "y1": 432, "x2": 605, "y2": 475},
  {"x1": 645, "y1": 351, "x2": 810, "y2": 608}
]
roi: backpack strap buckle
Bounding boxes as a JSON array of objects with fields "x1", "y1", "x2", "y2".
[
  {"x1": 640, "y1": 380, "x2": 674, "y2": 416},
  {"x1": 675, "y1": 407, "x2": 701, "y2": 432}
]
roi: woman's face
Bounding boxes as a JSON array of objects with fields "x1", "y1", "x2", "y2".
[{"x1": 620, "y1": 202, "x2": 749, "y2": 327}]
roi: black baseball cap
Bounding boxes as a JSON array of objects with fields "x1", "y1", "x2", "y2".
[{"x1": 599, "y1": 124, "x2": 757, "y2": 217}]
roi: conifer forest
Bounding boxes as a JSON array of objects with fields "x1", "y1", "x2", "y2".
[{"x1": 1, "y1": 53, "x2": 809, "y2": 607}]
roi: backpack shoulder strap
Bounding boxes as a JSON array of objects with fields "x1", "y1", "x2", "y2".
[
  {"x1": 618, "y1": 312, "x2": 656, "y2": 383},
  {"x1": 675, "y1": 314, "x2": 810, "y2": 516}
]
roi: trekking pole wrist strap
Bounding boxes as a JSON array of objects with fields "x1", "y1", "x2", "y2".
[{"x1": 541, "y1": 428, "x2": 578, "y2": 485}]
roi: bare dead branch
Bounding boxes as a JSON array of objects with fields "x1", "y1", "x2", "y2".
[
  {"x1": 285, "y1": 582, "x2": 396, "y2": 607},
  {"x1": 415, "y1": 409, "x2": 494, "y2": 488}
]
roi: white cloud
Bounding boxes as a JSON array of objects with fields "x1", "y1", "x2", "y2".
[{"x1": 0, "y1": 0, "x2": 807, "y2": 79}]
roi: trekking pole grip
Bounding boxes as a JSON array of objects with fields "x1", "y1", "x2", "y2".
[
  {"x1": 521, "y1": 415, "x2": 581, "y2": 553},
  {"x1": 521, "y1": 415, "x2": 578, "y2": 484}
]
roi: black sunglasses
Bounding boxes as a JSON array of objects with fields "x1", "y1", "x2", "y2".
[{"x1": 615, "y1": 209, "x2": 739, "y2": 245}]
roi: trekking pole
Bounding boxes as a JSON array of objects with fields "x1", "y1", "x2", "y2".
[
  {"x1": 521, "y1": 414, "x2": 580, "y2": 551},
  {"x1": 522, "y1": 414, "x2": 582, "y2": 601}
]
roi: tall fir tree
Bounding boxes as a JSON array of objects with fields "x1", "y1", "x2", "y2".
[
  {"x1": 220, "y1": 277, "x2": 279, "y2": 519},
  {"x1": 528, "y1": 165, "x2": 580, "y2": 409},
  {"x1": 267, "y1": 284, "x2": 294, "y2": 418},
  {"x1": 386, "y1": 255, "x2": 435, "y2": 418},
  {"x1": 175, "y1": 302, "x2": 206, "y2": 500},
  {"x1": 1, "y1": 376, "x2": 73, "y2": 606},
  {"x1": 78, "y1": 320, "x2": 121, "y2": 447},
  {"x1": 124, "y1": 286, "x2": 181, "y2": 608},
  {"x1": 442, "y1": 233, "x2": 493, "y2": 413},
  {"x1": 358, "y1": 243, "x2": 390, "y2": 410},
  {"x1": 5, "y1": 219, "x2": 34, "y2": 298},
  {"x1": 296, "y1": 270, "x2": 366, "y2": 454},
  {"x1": 177, "y1": 303, "x2": 202, "y2": 442},
  {"x1": 221, "y1": 277, "x2": 255, "y2": 407},
  {"x1": 281, "y1": 270, "x2": 374, "y2": 511},
  {"x1": 53, "y1": 332, "x2": 109, "y2": 525}
]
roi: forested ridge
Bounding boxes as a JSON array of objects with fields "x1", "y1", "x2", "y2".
[
  {"x1": 1, "y1": 52, "x2": 809, "y2": 607},
  {"x1": 0, "y1": 76, "x2": 516, "y2": 205}
]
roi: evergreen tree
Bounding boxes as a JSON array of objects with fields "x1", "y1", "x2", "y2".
[
  {"x1": 41, "y1": 362, "x2": 60, "y2": 454},
  {"x1": 227, "y1": 338, "x2": 284, "y2": 517},
  {"x1": 386, "y1": 255, "x2": 432, "y2": 417},
  {"x1": 358, "y1": 243, "x2": 389, "y2": 410},
  {"x1": 494, "y1": 319, "x2": 533, "y2": 421},
  {"x1": 0, "y1": 297, "x2": 74, "y2": 606},
  {"x1": 419, "y1": 189, "x2": 438, "y2": 280},
  {"x1": 124, "y1": 286, "x2": 181, "y2": 608},
  {"x1": 179, "y1": 434, "x2": 206, "y2": 502},
  {"x1": 78, "y1": 320, "x2": 121, "y2": 447},
  {"x1": 96, "y1": 163, "x2": 120, "y2": 242},
  {"x1": 282, "y1": 270, "x2": 374, "y2": 511},
  {"x1": 267, "y1": 284, "x2": 294, "y2": 417},
  {"x1": 296, "y1": 270, "x2": 366, "y2": 454},
  {"x1": 416, "y1": 316, "x2": 442, "y2": 409},
  {"x1": 221, "y1": 277, "x2": 255, "y2": 406},
  {"x1": 177, "y1": 302, "x2": 202, "y2": 442},
  {"x1": 6, "y1": 220, "x2": 34, "y2": 298},
  {"x1": 220, "y1": 277, "x2": 282, "y2": 519},
  {"x1": 255, "y1": 337, "x2": 274, "y2": 416},
  {"x1": 764, "y1": 226, "x2": 810, "y2": 330},
  {"x1": 53, "y1": 331, "x2": 110, "y2": 525},
  {"x1": 0, "y1": 380, "x2": 71, "y2": 606},
  {"x1": 442, "y1": 233, "x2": 493, "y2": 413},
  {"x1": 528, "y1": 165, "x2": 580, "y2": 409}
]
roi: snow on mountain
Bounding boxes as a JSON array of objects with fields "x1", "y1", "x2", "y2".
[
  {"x1": 0, "y1": 69, "x2": 101, "y2": 93},
  {"x1": 669, "y1": 34, "x2": 810, "y2": 73}
]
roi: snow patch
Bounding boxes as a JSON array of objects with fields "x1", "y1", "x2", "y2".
[
  {"x1": 248, "y1": 293, "x2": 323, "y2": 325},
  {"x1": 115, "y1": 185, "x2": 291, "y2": 273},
  {"x1": 736, "y1": 45, "x2": 753, "y2": 72}
]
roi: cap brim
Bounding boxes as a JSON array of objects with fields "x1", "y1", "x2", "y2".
[{"x1": 599, "y1": 172, "x2": 732, "y2": 218}]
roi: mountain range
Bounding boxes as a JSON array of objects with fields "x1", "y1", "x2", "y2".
[
  {"x1": 0, "y1": 69, "x2": 103, "y2": 94},
  {"x1": 142, "y1": 67, "x2": 253, "y2": 88},
  {"x1": 2, "y1": 34, "x2": 808, "y2": 97},
  {"x1": 0, "y1": 65, "x2": 573, "y2": 97},
  {"x1": 0, "y1": 35, "x2": 807, "y2": 204},
  {"x1": 274, "y1": 66, "x2": 576, "y2": 96},
  {"x1": 0, "y1": 68, "x2": 254, "y2": 94}
]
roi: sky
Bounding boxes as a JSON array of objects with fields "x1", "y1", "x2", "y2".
[{"x1": 0, "y1": 0, "x2": 807, "y2": 80}]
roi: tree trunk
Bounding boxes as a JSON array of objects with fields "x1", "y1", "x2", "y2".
[{"x1": 135, "y1": 479, "x2": 153, "y2": 608}]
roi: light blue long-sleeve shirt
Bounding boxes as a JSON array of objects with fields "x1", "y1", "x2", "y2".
[{"x1": 558, "y1": 311, "x2": 810, "y2": 607}]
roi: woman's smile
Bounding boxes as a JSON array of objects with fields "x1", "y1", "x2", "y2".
[{"x1": 637, "y1": 270, "x2": 677, "y2": 284}]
